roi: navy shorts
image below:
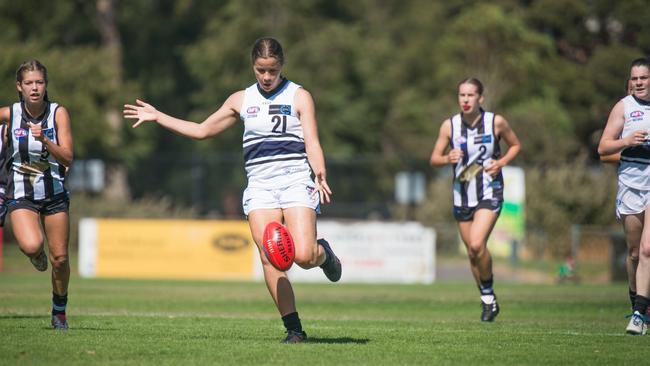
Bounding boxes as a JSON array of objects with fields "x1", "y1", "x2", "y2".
[
  {"x1": 453, "y1": 199, "x2": 503, "y2": 222},
  {"x1": 6, "y1": 192, "x2": 70, "y2": 216}
]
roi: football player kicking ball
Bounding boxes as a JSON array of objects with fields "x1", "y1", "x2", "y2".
[
  {"x1": 430, "y1": 78, "x2": 521, "y2": 322},
  {"x1": 124, "y1": 37, "x2": 341, "y2": 343}
]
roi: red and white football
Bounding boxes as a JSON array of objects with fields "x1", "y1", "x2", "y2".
[{"x1": 262, "y1": 221, "x2": 295, "y2": 271}]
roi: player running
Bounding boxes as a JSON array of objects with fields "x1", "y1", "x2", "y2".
[
  {"x1": 0, "y1": 59, "x2": 74, "y2": 330},
  {"x1": 429, "y1": 78, "x2": 521, "y2": 322},
  {"x1": 598, "y1": 57, "x2": 650, "y2": 335}
]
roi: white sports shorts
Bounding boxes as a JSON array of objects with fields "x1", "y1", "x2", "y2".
[
  {"x1": 242, "y1": 178, "x2": 320, "y2": 216},
  {"x1": 616, "y1": 181, "x2": 650, "y2": 219}
]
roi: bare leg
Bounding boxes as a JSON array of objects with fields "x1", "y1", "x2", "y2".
[
  {"x1": 283, "y1": 207, "x2": 325, "y2": 269},
  {"x1": 622, "y1": 214, "x2": 642, "y2": 293},
  {"x1": 457, "y1": 209, "x2": 500, "y2": 285},
  {"x1": 248, "y1": 209, "x2": 296, "y2": 316},
  {"x1": 11, "y1": 209, "x2": 44, "y2": 259},
  {"x1": 43, "y1": 212, "x2": 70, "y2": 296},
  {"x1": 636, "y1": 208, "x2": 650, "y2": 298}
]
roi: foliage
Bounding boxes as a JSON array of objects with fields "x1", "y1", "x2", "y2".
[
  {"x1": 0, "y1": 0, "x2": 649, "y2": 255},
  {"x1": 524, "y1": 158, "x2": 618, "y2": 257}
]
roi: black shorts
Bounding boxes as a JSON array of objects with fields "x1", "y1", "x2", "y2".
[
  {"x1": 453, "y1": 199, "x2": 503, "y2": 222},
  {"x1": 6, "y1": 192, "x2": 70, "y2": 216}
]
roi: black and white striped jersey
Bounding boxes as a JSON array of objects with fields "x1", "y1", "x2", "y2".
[
  {"x1": 239, "y1": 78, "x2": 312, "y2": 188},
  {"x1": 6, "y1": 102, "x2": 67, "y2": 200},
  {"x1": 449, "y1": 110, "x2": 503, "y2": 207},
  {"x1": 619, "y1": 95, "x2": 650, "y2": 190}
]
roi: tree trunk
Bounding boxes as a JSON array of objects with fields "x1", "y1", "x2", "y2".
[{"x1": 96, "y1": 0, "x2": 130, "y2": 199}]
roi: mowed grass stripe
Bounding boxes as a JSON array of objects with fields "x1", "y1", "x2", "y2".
[{"x1": 0, "y1": 266, "x2": 645, "y2": 365}]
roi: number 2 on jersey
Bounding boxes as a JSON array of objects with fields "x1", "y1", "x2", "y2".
[{"x1": 271, "y1": 115, "x2": 287, "y2": 133}]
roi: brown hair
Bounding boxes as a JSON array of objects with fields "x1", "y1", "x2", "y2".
[
  {"x1": 457, "y1": 77, "x2": 484, "y2": 95},
  {"x1": 251, "y1": 37, "x2": 284, "y2": 65},
  {"x1": 630, "y1": 56, "x2": 650, "y2": 70},
  {"x1": 16, "y1": 59, "x2": 49, "y2": 102}
]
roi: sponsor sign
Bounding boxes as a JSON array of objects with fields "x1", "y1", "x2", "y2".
[
  {"x1": 79, "y1": 219, "x2": 256, "y2": 280},
  {"x1": 284, "y1": 221, "x2": 436, "y2": 284}
]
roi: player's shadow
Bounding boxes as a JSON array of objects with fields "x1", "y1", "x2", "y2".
[
  {"x1": 305, "y1": 337, "x2": 370, "y2": 344},
  {"x1": 0, "y1": 314, "x2": 44, "y2": 319},
  {"x1": 0, "y1": 315, "x2": 116, "y2": 331}
]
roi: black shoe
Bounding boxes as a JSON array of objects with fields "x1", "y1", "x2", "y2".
[
  {"x1": 282, "y1": 330, "x2": 307, "y2": 344},
  {"x1": 481, "y1": 297, "x2": 500, "y2": 322},
  {"x1": 318, "y1": 239, "x2": 342, "y2": 282}
]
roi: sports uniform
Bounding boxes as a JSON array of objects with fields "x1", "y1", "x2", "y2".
[
  {"x1": 5, "y1": 101, "x2": 68, "y2": 215},
  {"x1": 240, "y1": 78, "x2": 319, "y2": 215},
  {"x1": 617, "y1": 95, "x2": 650, "y2": 219},
  {"x1": 449, "y1": 109, "x2": 503, "y2": 221},
  {"x1": 0, "y1": 124, "x2": 9, "y2": 225}
]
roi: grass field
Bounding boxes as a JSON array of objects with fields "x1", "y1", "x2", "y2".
[{"x1": 0, "y1": 244, "x2": 646, "y2": 366}]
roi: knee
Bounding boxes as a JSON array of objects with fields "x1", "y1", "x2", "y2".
[
  {"x1": 50, "y1": 254, "x2": 69, "y2": 272},
  {"x1": 640, "y1": 245, "x2": 650, "y2": 259},
  {"x1": 628, "y1": 247, "x2": 639, "y2": 262},
  {"x1": 467, "y1": 242, "x2": 485, "y2": 259},
  {"x1": 294, "y1": 248, "x2": 319, "y2": 269},
  {"x1": 20, "y1": 241, "x2": 44, "y2": 257}
]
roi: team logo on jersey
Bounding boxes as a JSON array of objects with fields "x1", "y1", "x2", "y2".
[
  {"x1": 43, "y1": 128, "x2": 55, "y2": 140},
  {"x1": 14, "y1": 128, "x2": 28, "y2": 139},
  {"x1": 306, "y1": 185, "x2": 316, "y2": 197},
  {"x1": 455, "y1": 136, "x2": 467, "y2": 145},
  {"x1": 473, "y1": 134, "x2": 492, "y2": 144},
  {"x1": 269, "y1": 104, "x2": 291, "y2": 115},
  {"x1": 631, "y1": 110, "x2": 644, "y2": 118},
  {"x1": 245, "y1": 106, "x2": 260, "y2": 118}
]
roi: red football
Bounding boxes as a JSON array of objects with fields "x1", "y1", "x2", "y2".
[{"x1": 262, "y1": 221, "x2": 295, "y2": 271}]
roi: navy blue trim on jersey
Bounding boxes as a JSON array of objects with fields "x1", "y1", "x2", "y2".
[
  {"x1": 245, "y1": 155, "x2": 307, "y2": 167},
  {"x1": 621, "y1": 145, "x2": 650, "y2": 163},
  {"x1": 243, "y1": 132, "x2": 303, "y2": 144},
  {"x1": 244, "y1": 140, "x2": 306, "y2": 162},
  {"x1": 256, "y1": 77, "x2": 290, "y2": 99},
  {"x1": 632, "y1": 95, "x2": 650, "y2": 106},
  {"x1": 460, "y1": 108, "x2": 485, "y2": 129}
]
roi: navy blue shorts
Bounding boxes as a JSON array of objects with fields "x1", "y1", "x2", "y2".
[
  {"x1": 453, "y1": 199, "x2": 502, "y2": 222},
  {"x1": 6, "y1": 192, "x2": 70, "y2": 216}
]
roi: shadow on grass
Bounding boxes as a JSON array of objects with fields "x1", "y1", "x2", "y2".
[
  {"x1": 0, "y1": 315, "x2": 118, "y2": 331},
  {"x1": 305, "y1": 337, "x2": 370, "y2": 344},
  {"x1": 0, "y1": 314, "x2": 44, "y2": 319}
]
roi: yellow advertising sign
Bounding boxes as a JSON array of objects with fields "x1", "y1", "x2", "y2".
[{"x1": 80, "y1": 219, "x2": 257, "y2": 280}]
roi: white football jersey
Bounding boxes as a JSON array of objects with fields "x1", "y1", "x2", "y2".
[
  {"x1": 7, "y1": 101, "x2": 67, "y2": 200},
  {"x1": 240, "y1": 79, "x2": 312, "y2": 188},
  {"x1": 619, "y1": 95, "x2": 650, "y2": 190}
]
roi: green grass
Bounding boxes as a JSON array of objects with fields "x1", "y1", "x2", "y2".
[{"x1": 0, "y1": 245, "x2": 644, "y2": 366}]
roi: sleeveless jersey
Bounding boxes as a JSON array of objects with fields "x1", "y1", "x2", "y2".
[
  {"x1": 240, "y1": 79, "x2": 312, "y2": 188},
  {"x1": 7, "y1": 102, "x2": 67, "y2": 200},
  {"x1": 619, "y1": 95, "x2": 650, "y2": 189},
  {"x1": 0, "y1": 124, "x2": 8, "y2": 196},
  {"x1": 449, "y1": 110, "x2": 503, "y2": 207}
]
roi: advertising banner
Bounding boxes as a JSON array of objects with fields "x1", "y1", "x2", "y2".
[{"x1": 79, "y1": 219, "x2": 256, "y2": 280}]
